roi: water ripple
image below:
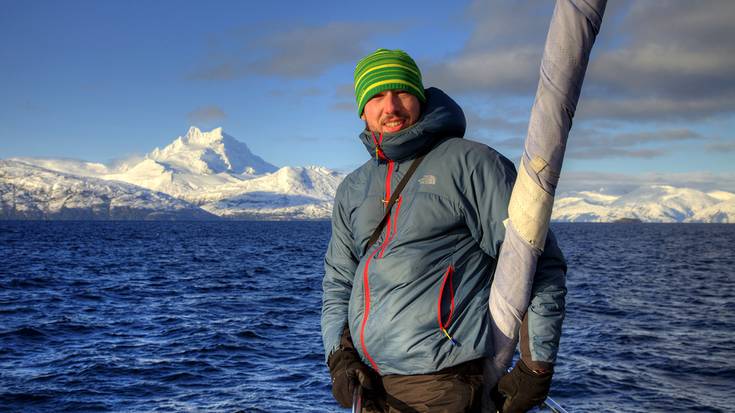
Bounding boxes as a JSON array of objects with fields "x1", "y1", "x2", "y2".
[{"x1": 1, "y1": 221, "x2": 733, "y2": 412}]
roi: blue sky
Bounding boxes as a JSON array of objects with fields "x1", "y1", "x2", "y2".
[{"x1": 2, "y1": 0, "x2": 734, "y2": 193}]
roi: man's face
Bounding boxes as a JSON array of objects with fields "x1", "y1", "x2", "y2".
[{"x1": 361, "y1": 90, "x2": 421, "y2": 134}]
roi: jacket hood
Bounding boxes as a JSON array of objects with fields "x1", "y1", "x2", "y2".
[{"x1": 359, "y1": 87, "x2": 466, "y2": 162}]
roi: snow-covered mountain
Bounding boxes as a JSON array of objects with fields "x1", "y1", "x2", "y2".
[
  {"x1": 0, "y1": 160, "x2": 215, "y2": 220},
  {"x1": 5, "y1": 127, "x2": 344, "y2": 220},
  {"x1": 188, "y1": 165, "x2": 342, "y2": 219},
  {"x1": 146, "y1": 126, "x2": 277, "y2": 175},
  {"x1": 552, "y1": 185, "x2": 735, "y2": 223},
  {"x1": 3, "y1": 127, "x2": 733, "y2": 222},
  {"x1": 688, "y1": 201, "x2": 735, "y2": 223},
  {"x1": 102, "y1": 126, "x2": 280, "y2": 199}
]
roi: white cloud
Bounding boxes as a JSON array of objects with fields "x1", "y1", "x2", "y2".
[{"x1": 426, "y1": 0, "x2": 735, "y2": 122}]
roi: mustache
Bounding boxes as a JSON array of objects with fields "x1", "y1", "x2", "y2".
[{"x1": 381, "y1": 114, "x2": 409, "y2": 123}]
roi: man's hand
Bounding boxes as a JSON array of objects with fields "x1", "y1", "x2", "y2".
[
  {"x1": 327, "y1": 347, "x2": 375, "y2": 407},
  {"x1": 492, "y1": 359, "x2": 553, "y2": 413}
]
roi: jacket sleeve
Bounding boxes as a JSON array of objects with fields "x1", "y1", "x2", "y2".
[
  {"x1": 460, "y1": 147, "x2": 517, "y2": 259},
  {"x1": 321, "y1": 180, "x2": 359, "y2": 363},
  {"x1": 521, "y1": 230, "x2": 567, "y2": 368},
  {"x1": 461, "y1": 147, "x2": 566, "y2": 367}
]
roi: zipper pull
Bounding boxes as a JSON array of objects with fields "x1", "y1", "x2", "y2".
[{"x1": 441, "y1": 328, "x2": 458, "y2": 346}]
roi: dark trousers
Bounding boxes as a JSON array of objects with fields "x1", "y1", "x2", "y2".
[{"x1": 360, "y1": 359, "x2": 484, "y2": 413}]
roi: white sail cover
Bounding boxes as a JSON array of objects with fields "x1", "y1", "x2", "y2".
[{"x1": 484, "y1": 0, "x2": 608, "y2": 398}]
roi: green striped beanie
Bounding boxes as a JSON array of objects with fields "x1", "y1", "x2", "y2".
[{"x1": 354, "y1": 48, "x2": 426, "y2": 116}]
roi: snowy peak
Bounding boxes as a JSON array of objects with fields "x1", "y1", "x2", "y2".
[
  {"x1": 1, "y1": 127, "x2": 345, "y2": 220},
  {"x1": 103, "y1": 127, "x2": 345, "y2": 217},
  {"x1": 7, "y1": 125, "x2": 733, "y2": 222},
  {"x1": 185, "y1": 126, "x2": 225, "y2": 146},
  {"x1": 148, "y1": 126, "x2": 277, "y2": 175}
]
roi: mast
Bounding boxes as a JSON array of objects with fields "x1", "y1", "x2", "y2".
[{"x1": 484, "y1": 0, "x2": 608, "y2": 401}]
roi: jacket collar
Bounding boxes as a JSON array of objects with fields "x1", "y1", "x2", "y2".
[{"x1": 359, "y1": 87, "x2": 466, "y2": 163}]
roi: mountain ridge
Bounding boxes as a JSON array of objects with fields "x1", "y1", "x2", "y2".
[
  {"x1": 147, "y1": 126, "x2": 277, "y2": 175},
  {"x1": 2, "y1": 127, "x2": 733, "y2": 222},
  {"x1": 0, "y1": 159, "x2": 216, "y2": 220},
  {"x1": 552, "y1": 185, "x2": 735, "y2": 223},
  {"x1": 2, "y1": 127, "x2": 343, "y2": 220}
]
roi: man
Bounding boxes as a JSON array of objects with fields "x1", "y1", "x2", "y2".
[{"x1": 321, "y1": 49, "x2": 567, "y2": 412}]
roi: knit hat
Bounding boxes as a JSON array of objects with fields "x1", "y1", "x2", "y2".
[{"x1": 354, "y1": 48, "x2": 426, "y2": 116}]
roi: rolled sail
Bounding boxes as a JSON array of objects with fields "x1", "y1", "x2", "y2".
[{"x1": 486, "y1": 0, "x2": 607, "y2": 387}]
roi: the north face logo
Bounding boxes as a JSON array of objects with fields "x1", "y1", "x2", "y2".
[{"x1": 418, "y1": 175, "x2": 436, "y2": 185}]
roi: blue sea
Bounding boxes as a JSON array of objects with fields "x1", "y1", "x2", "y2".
[{"x1": 1, "y1": 221, "x2": 733, "y2": 412}]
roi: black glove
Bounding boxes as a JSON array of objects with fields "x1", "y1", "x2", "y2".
[
  {"x1": 327, "y1": 326, "x2": 376, "y2": 407},
  {"x1": 492, "y1": 359, "x2": 553, "y2": 413},
  {"x1": 327, "y1": 346, "x2": 375, "y2": 407}
]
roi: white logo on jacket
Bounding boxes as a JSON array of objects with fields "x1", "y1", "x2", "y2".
[{"x1": 418, "y1": 175, "x2": 436, "y2": 185}]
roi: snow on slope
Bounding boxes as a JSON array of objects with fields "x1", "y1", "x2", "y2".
[
  {"x1": 552, "y1": 185, "x2": 735, "y2": 222},
  {"x1": 707, "y1": 190, "x2": 735, "y2": 202},
  {"x1": 9, "y1": 157, "x2": 111, "y2": 177},
  {"x1": 104, "y1": 157, "x2": 246, "y2": 200},
  {"x1": 553, "y1": 193, "x2": 622, "y2": 222},
  {"x1": 686, "y1": 199, "x2": 735, "y2": 223},
  {"x1": 148, "y1": 126, "x2": 276, "y2": 175},
  {"x1": 194, "y1": 166, "x2": 343, "y2": 219},
  {"x1": 12, "y1": 126, "x2": 283, "y2": 199},
  {"x1": 103, "y1": 127, "x2": 344, "y2": 219},
  {"x1": 0, "y1": 160, "x2": 215, "y2": 220},
  {"x1": 102, "y1": 126, "x2": 281, "y2": 199},
  {"x1": 4, "y1": 127, "x2": 344, "y2": 220},
  {"x1": 6, "y1": 126, "x2": 733, "y2": 222},
  {"x1": 611, "y1": 185, "x2": 719, "y2": 222},
  {"x1": 190, "y1": 165, "x2": 340, "y2": 202}
]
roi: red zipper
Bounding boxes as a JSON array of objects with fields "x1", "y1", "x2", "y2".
[
  {"x1": 360, "y1": 160, "x2": 398, "y2": 373},
  {"x1": 381, "y1": 161, "x2": 394, "y2": 251},
  {"x1": 360, "y1": 249, "x2": 380, "y2": 372},
  {"x1": 438, "y1": 265, "x2": 458, "y2": 346}
]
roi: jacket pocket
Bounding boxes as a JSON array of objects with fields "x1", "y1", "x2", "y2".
[{"x1": 437, "y1": 265, "x2": 458, "y2": 346}]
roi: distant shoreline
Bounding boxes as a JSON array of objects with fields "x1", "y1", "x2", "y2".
[{"x1": 0, "y1": 219, "x2": 730, "y2": 224}]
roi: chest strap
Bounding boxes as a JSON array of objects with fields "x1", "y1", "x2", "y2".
[{"x1": 364, "y1": 137, "x2": 442, "y2": 255}]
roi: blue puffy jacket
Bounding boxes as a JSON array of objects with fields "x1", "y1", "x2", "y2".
[{"x1": 321, "y1": 88, "x2": 567, "y2": 375}]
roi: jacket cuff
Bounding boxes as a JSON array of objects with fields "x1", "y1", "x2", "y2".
[
  {"x1": 518, "y1": 358, "x2": 553, "y2": 377},
  {"x1": 520, "y1": 312, "x2": 554, "y2": 371},
  {"x1": 339, "y1": 323, "x2": 357, "y2": 350},
  {"x1": 326, "y1": 324, "x2": 357, "y2": 366}
]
